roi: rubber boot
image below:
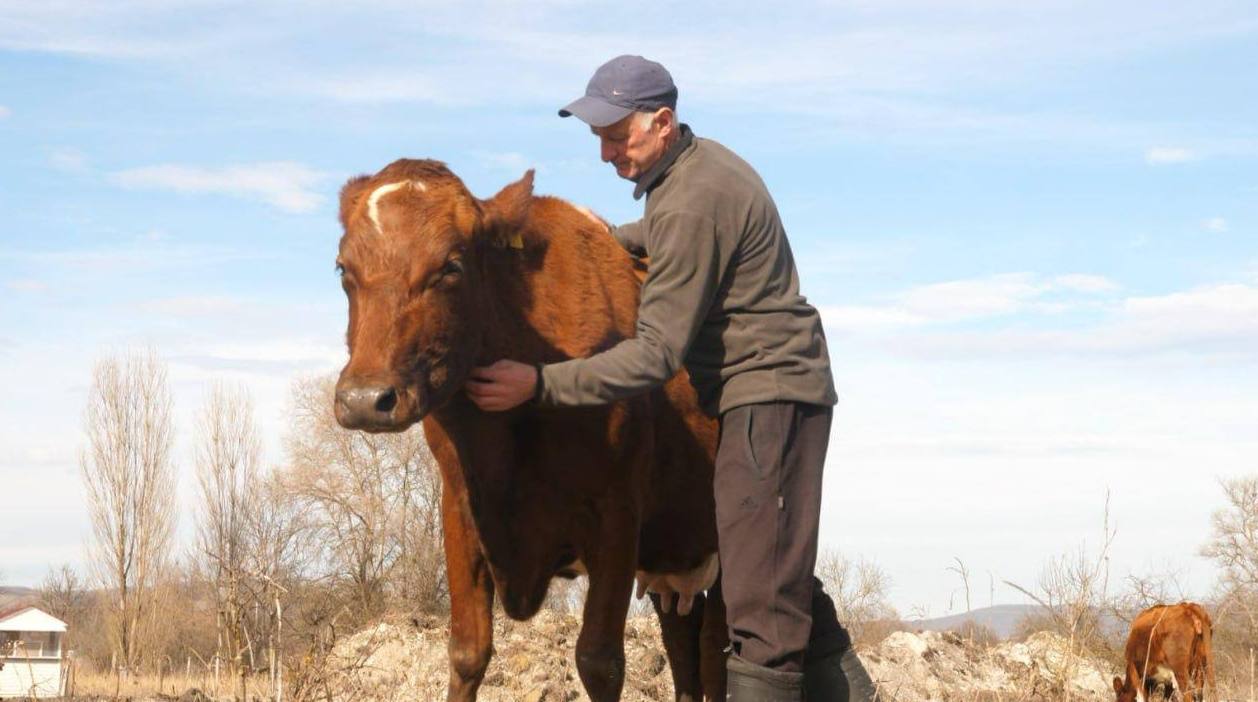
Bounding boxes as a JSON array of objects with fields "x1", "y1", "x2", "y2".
[
  {"x1": 727, "y1": 654, "x2": 804, "y2": 702},
  {"x1": 803, "y1": 646, "x2": 879, "y2": 702}
]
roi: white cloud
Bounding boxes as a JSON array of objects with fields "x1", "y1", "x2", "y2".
[
  {"x1": 471, "y1": 150, "x2": 537, "y2": 174},
  {"x1": 1203, "y1": 217, "x2": 1229, "y2": 232},
  {"x1": 109, "y1": 161, "x2": 330, "y2": 213},
  {"x1": 140, "y1": 295, "x2": 248, "y2": 317},
  {"x1": 1145, "y1": 146, "x2": 1198, "y2": 165},
  {"x1": 48, "y1": 147, "x2": 88, "y2": 173},
  {"x1": 5, "y1": 279, "x2": 48, "y2": 293},
  {"x1": 166, "y1": 339, "x2": 346, "y2": 377},
  {"x1": 299, "y1": 72, "x2": 458, "y2": 105},
  {"x1": 2, "y1": 242, "x2": 266, "y2": 273},
  {"x1": 1116, "y1": 283, "x2": 1258, "y2": 350},
  {"x1": 823, "y1": 272, "x2": 1258, "y2": 360},
  {"x1": 1052, "y1": 274, "x2": 1120, "y2": 293},
  {"x1": 895, "y1": 273, "x2": 1047, "y2": 321},
  {"x1": 0, "y1": 105, "x2": 11, "y2": 118},
  {"x1": 833, "y1": 272, "x2": 1121, "y2": 328},
  {"x1": 4, "y1": 3, "x2": 1257, "y2": 152}
]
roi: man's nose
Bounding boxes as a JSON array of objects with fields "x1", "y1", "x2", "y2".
[{"x1": 600, "y1": 141, "x2": 616, "y2": 163}]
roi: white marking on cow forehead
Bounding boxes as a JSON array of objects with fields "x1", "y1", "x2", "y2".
[{"x1": 367, "y1": 179, "x2": 428, "y2": 234}]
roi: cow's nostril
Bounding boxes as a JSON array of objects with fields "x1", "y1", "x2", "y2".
[{"x1": 375, "y1": 387, "x2": 398, "y2": 414}]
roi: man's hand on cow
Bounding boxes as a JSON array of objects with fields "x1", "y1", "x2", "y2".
[{"x1": 466, "y1": 359, "x2": 538, "y2": 412}]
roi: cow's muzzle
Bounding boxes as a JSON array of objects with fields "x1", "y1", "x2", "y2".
[{"x1": 335, "y1": 379, "x2": 416, "y2": 432}]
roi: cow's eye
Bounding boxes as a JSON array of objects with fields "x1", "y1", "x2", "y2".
[{"x1": 441, "y1": 259, "x2": 464, "y2": 278}]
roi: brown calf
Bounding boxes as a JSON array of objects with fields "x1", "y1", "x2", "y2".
[{"x1": 333, "y1": 159, "x2": 727, "y2": 701}]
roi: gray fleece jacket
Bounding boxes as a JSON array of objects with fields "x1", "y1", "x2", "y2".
[{"x1": 537, "y1": 125, "x2": 837, "y2": 416}]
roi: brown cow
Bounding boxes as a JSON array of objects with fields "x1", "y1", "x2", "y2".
[
  {"x1": 333, "y1": 158, "x2": 728, "y2": 701},
  {"x1": 1114, "y1": 602, "x2": 1215, "y2": 702}
]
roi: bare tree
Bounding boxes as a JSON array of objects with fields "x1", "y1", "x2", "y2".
[
  {"x1": 40, "y1": 564, "x2": 89, "y2": 662},
  {"x1": 1202, "y1": 476, "x2": 1258, "y2": 699},
  {"x1": 194, "y1": 383, "x2": 262, "y2": 700},
  {"x1": 279, "y1": 375, "x2": 445, "y2": 621},
  {"x1": 1203, "y1": 477, "x2": 1258, "y2": 624},
  {"x1": 816, "y1": 548, "x2": 898, "y2": 646},
  {"x1": 40, "y1": 564, "x2": 86, "y2": 625},
  {"x1": 241, "y1": 469, "x2": 317, "y2": 702},
  {"x1": 79, "y1": 351, "x2": 178, "y2": 675}
]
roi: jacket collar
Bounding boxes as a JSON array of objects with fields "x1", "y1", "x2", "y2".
[{"x1": 633, "y1": 124, "x2": 694, "y2": 201}]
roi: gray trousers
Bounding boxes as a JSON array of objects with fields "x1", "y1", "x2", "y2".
[{"x1": 716, "y1": 401, "x2": 850, "y2": 673}]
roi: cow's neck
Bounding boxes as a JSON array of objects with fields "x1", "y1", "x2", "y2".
[
  {"x1": 473, "y1": 245, "x2": 556, "y2": 364},
  {"x1": 473, "y1": 231, "x2": 638, "y2": 368}
]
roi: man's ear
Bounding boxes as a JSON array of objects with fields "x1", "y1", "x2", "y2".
[
  {"x1": 654, "y1": 107, "x2": 676, "y2": 137},
  {"x1": 481, "y1": 170, "x2": 535, "y2": 236}
]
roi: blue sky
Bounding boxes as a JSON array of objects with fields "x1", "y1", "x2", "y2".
[{"x1": 1, "y1": 1, "x2": 1256, "y2": 616}]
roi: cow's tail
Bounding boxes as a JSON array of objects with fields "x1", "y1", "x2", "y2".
[
  {"x1": 1189, "y1": 610, "x2": 1216, "y2": 702},
  {"x1": 1202, "y1": 618, "x2": 1216, "y2": 702}
]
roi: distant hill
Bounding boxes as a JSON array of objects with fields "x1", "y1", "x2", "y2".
[
  {"x1": 907, "y1": 604, "x2": 1041, "y2": 639},
  {"x1": 908, "y1": 603, "x2": 1140, "y2": 641},
  {"x1": 0, "y1": 585, "x2": 39, "y2": 610}
]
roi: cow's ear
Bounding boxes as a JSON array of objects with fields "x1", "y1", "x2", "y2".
[
  {"x1": 338, "y1": 175, "x2": 374, "y2": 232},
  {"x1": 1113, "y1": 677, "x2": 1123, "y2": 694},
  {"x1": 480, "y1": 170, "x2": 534, "y2": 238}
]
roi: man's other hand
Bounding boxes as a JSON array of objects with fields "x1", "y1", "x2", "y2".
[{"x1": 466, "y1": 359, "x2": 537, "y2": 412}]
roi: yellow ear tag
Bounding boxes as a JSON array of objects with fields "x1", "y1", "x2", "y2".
[{"x1": 508, "y1": 233, "x2": 524, "y2": 249}]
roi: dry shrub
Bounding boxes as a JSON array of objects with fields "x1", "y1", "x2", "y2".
[
  {"x1": 816, "y1": 548, "x2": 899, "y2": 648},
  {"x1": 1005, "y1": 493, "x2": 1118, "y2": 702},
  {"x1": 950, "y1": 620, "x2": 1001, "y2": 648}
]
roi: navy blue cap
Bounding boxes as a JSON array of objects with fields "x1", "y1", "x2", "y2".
[{"x1": 559, "y1": 55, "x2": 678, "y2": 127}]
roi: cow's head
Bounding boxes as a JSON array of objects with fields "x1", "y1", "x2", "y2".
[
  {"x1": 333, "y1": 159, "x2": 533, "y2": 432},
  {"x1": 1113, "y1": 676, "x2": 1137, "y2": 702}
]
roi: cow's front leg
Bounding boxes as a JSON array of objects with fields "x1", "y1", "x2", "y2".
[
  {"x1": 442, "y1": 482, "x2": 495, "y2": 702},
  {"x1": 576, "y1": 505, "x2": 639, "y2": 702}
]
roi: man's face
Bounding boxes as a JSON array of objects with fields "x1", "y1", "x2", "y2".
[{"x1": 592, "y1": 110, "x2": 671, "y2": 181}]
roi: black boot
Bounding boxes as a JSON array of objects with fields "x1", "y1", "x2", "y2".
[
  {"x1": 727, "y1": 654, "x2": 804, "y2": 702},
  {"x1": 803, "y1": 646, "x2": 879, "y2": 702}
]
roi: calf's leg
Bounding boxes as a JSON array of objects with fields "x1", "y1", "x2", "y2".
[
  {"x1": 442, "y1": 488, "x2": 495, "y2": 702},
  {"x1": 576, "y1": 506, "x2": 639, "y2": 702}
]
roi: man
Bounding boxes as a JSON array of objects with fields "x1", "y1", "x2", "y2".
[{"x1": 466, "y1": 55, "x2": 877, "y2": 702}]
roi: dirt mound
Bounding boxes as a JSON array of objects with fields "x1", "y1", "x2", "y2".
[
  {"x1": 865, "y1": 629, "x2": 1115, "y2": 702},
  {"x1": 325, "y1": 614, "x2": 1117, "y2": 702},
  {"x1": 323, "y1": 611, "x2": 673, "y2": 701}
]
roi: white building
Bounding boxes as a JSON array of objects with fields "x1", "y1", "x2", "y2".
[{"x1": 0, "y1": 605, "x2": 67, "y2": 699}]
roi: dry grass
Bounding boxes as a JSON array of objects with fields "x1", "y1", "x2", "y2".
[{"x1": 69, "y1": 666, "x2": 270, "y2": 700}]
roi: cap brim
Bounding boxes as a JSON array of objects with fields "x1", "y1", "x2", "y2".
[{"x1": 558, "y1": 96, "x2": 634, "y2": 127}]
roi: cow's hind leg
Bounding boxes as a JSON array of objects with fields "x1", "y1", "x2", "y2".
[
  {"x1": 700, "y1": 578, "x2": 730, "y2": 701},
  {"x1": 443, "y1": 488, "x2": 495, "y2": 702},
  {"x1": 652, "y1": 590, "x2": 704, "y2": 701}
]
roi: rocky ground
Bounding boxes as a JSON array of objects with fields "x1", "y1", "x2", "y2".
[
  {"x1": 863, "y1": 629, "x2": 1113, "y2": 702},
  {"x1": 59, "y1": 613, "x2": 1118, "y2": 701},
  {"x1": 318, "y1": 612, "x2": 1117, "y2": 702}
]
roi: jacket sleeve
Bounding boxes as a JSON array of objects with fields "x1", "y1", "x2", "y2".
[
  {"x1": 611, "y1": 219, "x2": 647, "y2": 256},
  {"x1": 538, "y1": 210, "x2": 725, "y2": 406}
]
